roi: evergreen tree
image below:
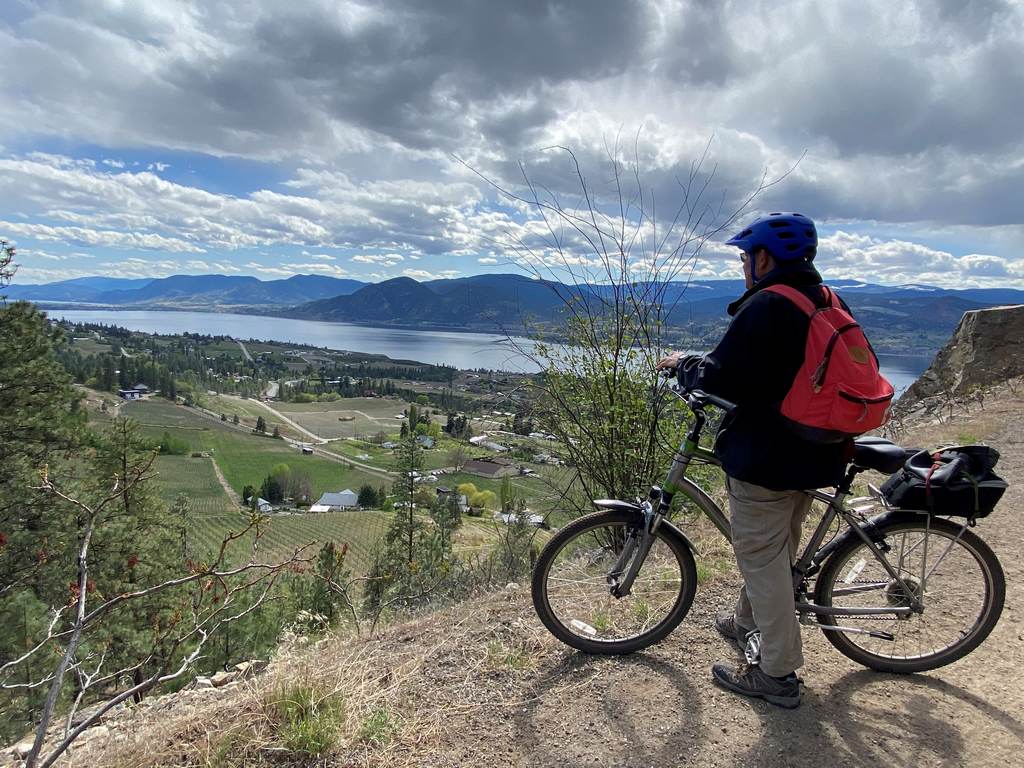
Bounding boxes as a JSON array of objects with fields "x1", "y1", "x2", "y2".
[
  {"x1": 259, "y1": 474, "x2": 284, "y2": 504},
  {"x1": 255, "y1": 415, "x2": 267, "y2": 434},
  {"x1": 357, "y1": 485, "x2": 378, "y2": 508}
]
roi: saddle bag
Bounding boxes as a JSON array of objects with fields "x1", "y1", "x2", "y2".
[{"x1": 880, "y1": 444, "x2": 1007, "y2": 519}]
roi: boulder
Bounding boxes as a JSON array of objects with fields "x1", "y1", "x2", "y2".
[
  {"x1": 209, "y1": 670, "x2": 235, "y2": 688},
  {"x1": 896, "y1": 304, "x2": 1024, "y2": 412}
]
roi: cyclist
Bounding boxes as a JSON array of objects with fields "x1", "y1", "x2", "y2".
[{"x1": 657, "y1": 212, "x2": 851, "y2": 708}]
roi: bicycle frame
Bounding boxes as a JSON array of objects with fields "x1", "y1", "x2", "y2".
[{"x1": 621, "y1": 392, "x2": 929, "y2": 624}]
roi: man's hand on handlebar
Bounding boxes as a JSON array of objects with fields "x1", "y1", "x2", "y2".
[{"x1": 656, "y1": 351, "x2": 685, "y2": 373}]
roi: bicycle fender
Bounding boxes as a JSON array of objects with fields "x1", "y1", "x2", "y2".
[
  {"x1": 588, "y1": 502, "x2": 698, "y2": 554},
  {"x1": 813, "y1": 509, "x2": 930, "y2": 565},
  {"x1": 657, "y1": 519, "x2": 699, "y2": 554}
]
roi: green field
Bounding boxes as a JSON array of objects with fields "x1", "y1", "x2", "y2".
[
  {"x1": 184, "y1": 508, "x2": 505, "y2": 574},
  {"x1": 151, "y1": 455, "x2": 234, "y2": 514},
  {"x1": 274, "y1": 397, "x2": 411, "y2": 438},
  {"x1": 323, "y1": 435, "x2": 461, "y2": 471},
  {"x1": 121, "y1": 400, "x2": 386, "y2": 499}
]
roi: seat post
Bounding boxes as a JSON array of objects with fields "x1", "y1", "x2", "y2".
[{"x1": 837, "y1": 465, "x2": 860, "y2": 495}]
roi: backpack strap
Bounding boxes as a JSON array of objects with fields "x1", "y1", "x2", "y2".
[{"x1": 762, "y1": 284, "x2": 819, "y2": 316}]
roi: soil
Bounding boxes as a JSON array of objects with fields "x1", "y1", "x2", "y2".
[{"x1": 32, "y1": 384, "x2": 1024, "y2": 768}]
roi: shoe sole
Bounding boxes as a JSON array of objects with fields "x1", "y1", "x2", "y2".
[{"x1": 711, "y1": 670, "x2": 801, "y2": 709}]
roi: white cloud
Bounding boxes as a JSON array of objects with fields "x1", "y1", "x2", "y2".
[
  {"x1": 477, "y1": 257, "x2": 498, "y2": 264},
  {"x1": 0, "y1": 218, "x2": 205, "y2": 253},
  {"x1": 351, "y1": 253, "x2": 405, "y2": 265},
  {"x1": 815, "y1": 231, "x2": 1015, "y2": 287}
]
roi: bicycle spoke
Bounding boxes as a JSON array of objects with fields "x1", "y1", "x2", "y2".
[
  {"x1": 820, "y1": 523, "x2": 992, "y2": 663},
  {"x1": 541, "y1": 519, "x2": 689, "y2": 645}
]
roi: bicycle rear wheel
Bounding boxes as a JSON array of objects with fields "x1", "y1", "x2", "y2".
[
  {"x1": 814, "y1": 512, "x2": 1004, "y2": 673},
  {"x1": 531, "y1": 510, "x2": 697, "y2": 654}
]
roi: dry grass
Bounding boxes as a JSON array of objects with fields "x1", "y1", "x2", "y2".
[{"x1": 61, "y1": 583, "x2": 624, "y2": 768}]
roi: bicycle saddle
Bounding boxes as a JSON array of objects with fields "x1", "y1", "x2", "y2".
[{"x1": 851, "y1": 436, "x2": 911, "y2": 474}]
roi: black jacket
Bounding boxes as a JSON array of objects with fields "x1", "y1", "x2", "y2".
[{"x1": 680, "y1": 263, "x2": 850, "y2": 491}]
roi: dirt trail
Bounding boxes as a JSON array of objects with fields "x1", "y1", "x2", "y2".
[{"x1": 208, "y1": 456, "x2": 241, "y2": 507}]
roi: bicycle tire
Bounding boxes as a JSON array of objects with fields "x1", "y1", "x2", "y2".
[
  {"x1": 531, "y1": 510, "x2": 698, "y2": 654},
  {"x1": 814, "y1": 512, "x2": 1005, "y2": 673}
]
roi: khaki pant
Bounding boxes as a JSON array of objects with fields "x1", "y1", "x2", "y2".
[{"x1": 726, "y1": 476, "x2": 812, "y2": 677}]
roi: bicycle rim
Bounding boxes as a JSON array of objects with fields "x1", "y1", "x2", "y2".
[
  {"x1": 815, "y1": 518, "x2": 1002, "y2": 670},
  {"x1": 536, "y1": 514, "x2": 693, "y2": 651}
]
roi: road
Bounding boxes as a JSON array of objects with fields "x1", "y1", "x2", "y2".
[{"x1": 236, "y1": 339, "x2": 253, "y2": 363}]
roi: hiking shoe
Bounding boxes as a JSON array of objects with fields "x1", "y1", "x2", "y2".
[
  {"x1": 711, "y1": 661, "x2": 801, "y2": 709},
  {"x1": 714, "y1": 610, "x2": 753, "y2": 652}
]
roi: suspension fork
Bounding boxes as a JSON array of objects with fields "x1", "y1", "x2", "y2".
[{"x1": 609, "y1": 500, "x2": 659, "y2": 598}]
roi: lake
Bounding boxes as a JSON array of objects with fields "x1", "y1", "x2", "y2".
[{"x1": 48, "y1": 309, "x2": 933, "y2": 395}]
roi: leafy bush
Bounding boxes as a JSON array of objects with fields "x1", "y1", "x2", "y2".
[{"x1": 469, "y1": 490, "x2": 497, "y2": 509}]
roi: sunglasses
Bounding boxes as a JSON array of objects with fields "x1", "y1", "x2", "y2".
[{"x1": 739, "y1": 252, "x2": 751, "y2": 264}]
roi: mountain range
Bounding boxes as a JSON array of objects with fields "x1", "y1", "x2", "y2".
[{"x1": 8, "y1": 272, "x2": 1024, "y2": 353}]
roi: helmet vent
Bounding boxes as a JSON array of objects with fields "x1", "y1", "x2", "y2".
[
  {"x1": 777, "y1": 231, "x2": 795, "y2": 239},
  {"x1": 768, "y1": 220, "x2": 790, "y2": 228}
]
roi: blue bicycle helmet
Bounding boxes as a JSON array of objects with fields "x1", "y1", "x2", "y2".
[{"x1": 725, "y1": 212, "x2": 818, "y2": 262}]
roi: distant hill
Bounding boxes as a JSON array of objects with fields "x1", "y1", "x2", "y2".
[
  {"x1": 6, "y1": 274, "x2": 365, "y2": 306},
  {"x1": 9, "y1": 270, "x2": 1024, "y2": 354},
  {"x1": 5, "y1": 276, "x2": 155, "y2": 301},
  {"x1": 289, "y1": 273, "x2": 587, "y2": 328}
]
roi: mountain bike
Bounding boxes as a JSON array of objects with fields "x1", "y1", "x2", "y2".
[{"x1": 530, "y1": 385, "x2": 1005, "y2": 673}]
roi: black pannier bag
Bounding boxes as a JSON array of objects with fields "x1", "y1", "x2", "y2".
[{"x1": 880, "y1": 444, "x2": 1008, "y2": 519}]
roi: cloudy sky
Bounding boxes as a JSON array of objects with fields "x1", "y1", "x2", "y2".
[{"x1": 1, "y1": 0, "x2": 1022, "y2": 287}]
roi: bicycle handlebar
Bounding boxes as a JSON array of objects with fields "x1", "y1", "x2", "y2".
[
  {"x1": 657, "y1": 366, "x2": 737, "y2": 413},
  {"x1": 687, "y1": 389, "x2": 738, "y2": 413}
]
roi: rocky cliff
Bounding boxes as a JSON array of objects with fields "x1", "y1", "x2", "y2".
[{"x1": 897, "y1": 303, "x2": 1024, "y2": 411}]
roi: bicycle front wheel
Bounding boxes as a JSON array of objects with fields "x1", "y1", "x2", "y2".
[
  {"x1": 814, "y1": 512, "x2": 1004, "y2": 673},
  {"x1": 531, "y1": 510, "x2": 697, "y2": 654}
]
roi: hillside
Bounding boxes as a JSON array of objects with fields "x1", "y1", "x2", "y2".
[
  {"x1": 29, "y1": 379, "x2": 1024, "y2": 768},
  {"x1": 287, "y1": 273, "x2": 584, "y2": 328}
]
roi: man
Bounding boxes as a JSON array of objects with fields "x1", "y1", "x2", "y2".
[{"x1": 658, "y1": 212, "x2": 850, "y2": 709}]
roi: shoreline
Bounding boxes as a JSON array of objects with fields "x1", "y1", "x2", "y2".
[{"x1": 35, "y1": 302, "x2": 941, "y2": 358}]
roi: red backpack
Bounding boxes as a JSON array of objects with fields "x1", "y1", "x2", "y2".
[{"x1": 764, "y1": 284, "x2": 894, "y2": 443}]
